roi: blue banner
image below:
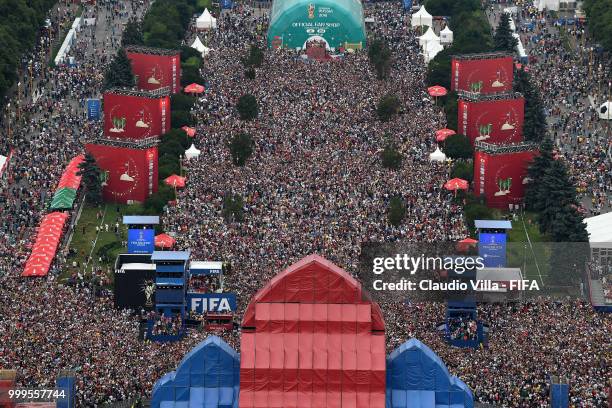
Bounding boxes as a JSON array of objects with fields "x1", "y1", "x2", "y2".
[
  {"x1": 478, "y1": 233, "x2": 507, "y2": 268},
  {"x1": 127, "y1": 228, "x2": 154, "y2": 254},
  {"x1": 87, "y1": 98, "x2": 101, "y2": 121},
  {"x1": 187, "y1": 293, "x2": 237, "y2": 313},
  {"x1": 403, "y1": 0, "x2": 413, "y2": 10},
  {"x1": 220, "y1": 0, "x2": 233, "y2": 9}
]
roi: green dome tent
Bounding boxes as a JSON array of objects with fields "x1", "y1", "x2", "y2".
[{"x1": 267, "y1": 0, "x2": 366, "y2": 50}]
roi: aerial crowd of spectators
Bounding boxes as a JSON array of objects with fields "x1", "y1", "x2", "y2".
[{"x1": 0, "y1": 1, "x2": 610, "y2": 407}]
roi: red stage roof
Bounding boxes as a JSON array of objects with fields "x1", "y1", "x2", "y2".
[{"x1": 239, "y1": 255, "x2": 386, "y2": 407}]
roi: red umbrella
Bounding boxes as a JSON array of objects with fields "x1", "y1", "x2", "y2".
[
  {"x1": 164, "y1": 174, "x2": 186, "y2": 188},
  {"x1": 444, "y1": 178, "x2": 468, "y2": 191},
  {"x1": 155, "y1": 233, "x2": 176, "y2": 248},
  {"x1": 427, "y1": 85, "x2": 448, "y2": 97},
  {"x1": 181, "y1": 126, "x2": 196, "y2": 137},
  {"x1": 184, "y1": 83, "x2": 205, "y2": 94},
  {"x1": 435, "y1": 128, "x2": 456, "y2": 142},
  {"x1": 459, "y1": 237, "x2": 478, "y2": 244}
]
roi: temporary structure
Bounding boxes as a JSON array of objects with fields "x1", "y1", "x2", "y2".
[
  {"x1": 424, "y1": 40, "x2": 444, "y2": 63},
  {"x1": 411, "y1": 5, "x2": 433, "y2": 28},
  {"x1": 440, "y1": 26, "x2": 454, "y2": 44},
  {"x1": 185, "y1": 144, "x2": 201, "y2": 160},
  {"x1": 196, "y1": 8, "x2": 217, "y2": 30},
  {"x1": 191, "y1": 37, "x2": 206, "y2": 53},
  {"x1": 419, "y1": 26, "x2": 440, "y2": 48},
  {"x1": 429, "y1": 147, "x2": 447, "y2": 162}
]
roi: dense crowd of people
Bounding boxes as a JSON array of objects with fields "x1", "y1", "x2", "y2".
[
  {"x1": 0, "y1": 0, "x2": 609, "y2": 407},
  {"x1": 512, "y1": 4, "x2": 611, "y2": 215}
]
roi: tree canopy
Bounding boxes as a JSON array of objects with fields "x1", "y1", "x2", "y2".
[
  {"x1": 583, "y1": 0, "x2": 612, "y2": 50},
  {"x1": 103, "y1": 48, "x2": 135, "y2": 89},
  {"x1": 494, "y1": 13, "x2": 518, "y2": 52}
]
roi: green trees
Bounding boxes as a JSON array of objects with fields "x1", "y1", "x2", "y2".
[
  {"x1": 381, "y1": 141, "x2": 403, "y2": 170},
  {"x1": 104, "y1": 48, "x2": 135, "y2": 89},
  {"x1": 0, "y1": 0, "x2": 56, "y2": 98},
  {"x1": 514, "y1": 68, "x2": 547, "y2": 143},
  {"x1": 223, "y1": 194, "x2": 244, "y2": 222},
  {"x1": 582, "y1": 0, "x2": 612, "y2": 50},
  {"x1": 388, "y1": 196, "x2": 406, "y2": 227},
  {"x1": 141, "y1": 0, "x2": 197, "y2": 49},
  {"x1": 237, "y1": 94, "x2": 259, "y2": 121},
  {"x1": 525, "y1": 138, "x2": 554, "y2": 210},
  {"x1": 228, "y1": 133, "x2": 254, "y2": 166},
  {"x1": 451, "y1": 161, "x2": 473, "y2": 183},
  {"x1": 443, "y1": 134, "x2": 473, "y2": 160},
  {"x1": 368, "y1": 38, "x2": 392, "y2": 80},
  {"x1": 377, "y1": 94, "x2": 400, "y2": 122},
  {"x1": 77, "y1": 153, "x2": 103, "y2": 205},
  {"x1": 426, "y1": 1, "x2": 493, "y2": 88},
  {"x1": 494, "y1": 13, "x2": 518, "y2": 52},
  {"x1": 122, "y1": 19, "x2": 144, "y2": 46},
  {"x1": 242, "y1": 45, "x2": 265, "y2": 68}
]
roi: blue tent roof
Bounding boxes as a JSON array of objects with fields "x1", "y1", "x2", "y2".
[
  {"x1": 152, "y1": 336, "x2": 240, "y2": 408},
  {"x1": 386, "y1": 338, "x2": 474, "y2": 408}
]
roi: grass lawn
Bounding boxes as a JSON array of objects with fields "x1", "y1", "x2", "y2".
[
  {"x1": 62, "y1": 202, "x2": 146, "y2": 283},
  {"x1": 506, "y1": 212, "x2": 551, "y2": 285}
]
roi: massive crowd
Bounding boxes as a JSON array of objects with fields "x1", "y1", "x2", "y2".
[{"x1": 0, "y1": 1, "x2": 610, "y2": 407}]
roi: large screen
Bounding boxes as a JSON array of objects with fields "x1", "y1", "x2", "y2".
[
  {"x1": 126, "y1": 51, "x2": 181, "y2": 94},
  {"x1": 85, "y1": 144, "x2": 158, "y2": 203},
  {"x1": 127, "y1": 228, "x2": 155, "y2": 254},
  {"x1": 474, "y1": 149, "x2": 538, "y2": 209},
  {"x1": 103, "y1": 92, "x2": 170, "y2": 139},
  {"x1": 478, "y1": 232, "x2": 507, "y2": 267},
  {"x1": 114, "y1": 265, "x2": 156, "y2": 310},
  {"x1": 451, "y1": 55, "x2": 514, "y2": 94},
  {"x1": 457, "y1": 95, "x2": 525, "y2": 146}
]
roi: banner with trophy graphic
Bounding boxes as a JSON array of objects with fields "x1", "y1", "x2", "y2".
[
  {"x1": 451, "y1": 53, "x2": 514, "y2": 94},
  {"x1": 114, "y1": 262, "x2": 157, "y2": 310},
  {"x1": 103, "y1": 90, "x2": 171, "y2": 139},
  {"x1": 85, "y1": 144, "x2": 158, "y2": 204},
  {"x1": 457, "y1": 92, "x2": 525, "y2": 146},
  {"x1": 474, "y1": 145, "x2": 538, "y2": 209},
  {"x1": 126, "y1": 47, "x2": 181, "y2": 94}
]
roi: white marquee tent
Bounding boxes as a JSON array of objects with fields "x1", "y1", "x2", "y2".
[
  {"x1": 185, "y1": 144, "x2": 201, "y2": 160},
  {"x1": 419, "y1": 27, "x2": 440, "y2": 48},
  {"x1": 440, "y1": 26, "x2": 453, "y2": 44},
  {"x1": 411, "y1": 5, "x2": 433, "y2": 28},
  {"x1": 196, "y1": 8, "x2": 217, "y2": 30},
  {"x1": 191, "y1": 37, "x2": 206, "y2": 53},
  {"x1": 424, "y1": 41, "x2": 444, "y2": 63},
  {"x1": 429, "y1": 147, "x2": 447, "y2": 162}
]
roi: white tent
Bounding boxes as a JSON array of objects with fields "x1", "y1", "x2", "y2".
[
  {"x1": 185, "y1": 144, "x2": 201, "y2": 160},
  {"x1": 429, "y1": 147, "x2": 447, "y2": 162},
  {"x1": 191, "y1": 37, "x2": 206, "y2": 53},
  {"x1": 201, "y1": 45, "x2": 211, "y2": 56},
  {"x1": 598, "y1": 101, "x2": 612, "y2": 120},
  {"x1": 424, "y1": 41, "x2": 444, "y2": 63},
  {"x1": 411, "y1": 5, "x2": 433, "y2": 28},
  {"x1": 419, "y1": 27, "x2": 440, "y2": 48},
  {"x1": 440, "y1": 26, "x2": 453, "y2": 44},
  {"x1": 196, "y1": 8, "x2": 217, "y2": 30},
  {"x1": 0, "y1": 154, "x2": 8, "y2": 178}
]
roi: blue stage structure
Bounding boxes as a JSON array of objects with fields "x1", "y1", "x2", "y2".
[
  {"x1": 386, "y1": 339, "x2": 474, "y2": 408},
  {"x1": 151, "y1": 336, "x2": 240, "y2": 408},
  {"x1": 152, "y1": 251, "x2": 191, "y2": 316},
  {"x1": 445, "y1": 301, "x2": 487, "y2": 348},
  {"x1": 550, "y1": 376, "x2": 569, "y2": 408},
  {"x1": 56, "y1": 371, "x2": 76, "y2": 408}
]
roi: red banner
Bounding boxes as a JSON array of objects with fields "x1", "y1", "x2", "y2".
[
  {"x1": 103, "y1": 91, "x2": 170, "y2": 139},
  {"x1": 474, "y1": 149, "x2": 538, "y2": 209},
  {"x1": 458, "y1": 96, "x2": 524, "y2": 146},
  {"x1": 85, "y1": 144, "x2": 158, "y2": 203},
  {"x1": 127, "y1": 51, "x2": 181, "y2": 94},
  {"x1": 451, "y1": 55, "x2": 514, "y2": 94}
]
